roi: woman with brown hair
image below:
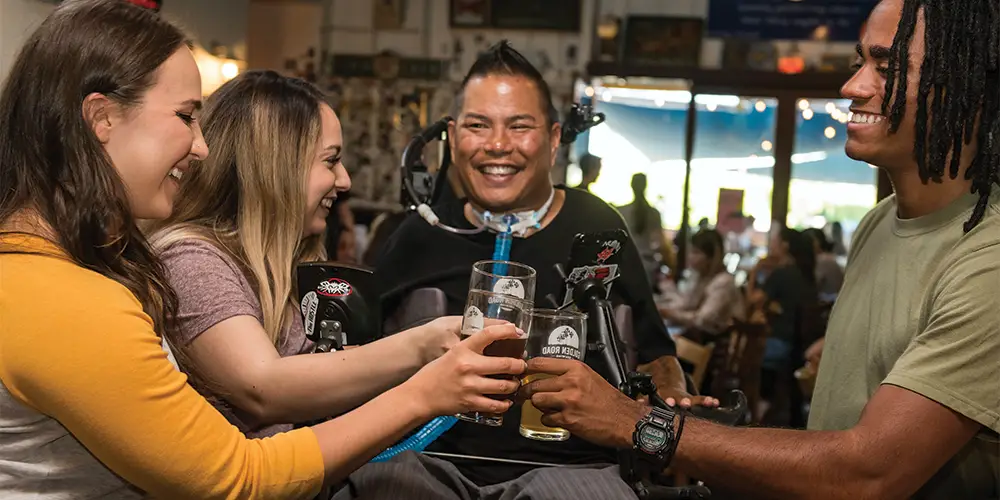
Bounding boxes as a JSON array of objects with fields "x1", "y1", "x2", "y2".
[
  {"x1": 147, "y1": 70, "x2": 473, "y2": 438},
  {"x1": 0, "y1": 2, "x2": 524, "y2": 498},
  {"x1": 658, "y1": 229, "x2": 744, "y2": 337}
]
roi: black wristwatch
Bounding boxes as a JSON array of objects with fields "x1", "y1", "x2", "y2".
[{"x1": 632, "y1": 405, "x2": 681, "y2": 468}]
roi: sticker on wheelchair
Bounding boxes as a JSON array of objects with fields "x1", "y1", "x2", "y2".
[{"x1": 560, "y1": 229, "x2": 629, "y2": 309}]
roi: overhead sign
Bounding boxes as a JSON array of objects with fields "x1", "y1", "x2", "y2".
[{"x1": 707, "y1": 0, "x2": 876, "y2": 42}]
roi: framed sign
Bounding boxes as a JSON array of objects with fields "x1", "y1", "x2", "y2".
[
  {"x1": 450, "y1": 0, "x2": 490, "y2": 28},
  {"x1": 707, "y1": 0, "x2": 875, "y2": 42},
  {"x1": 622, "y1": 16, "x2": 704, "y2": 67},
  {"x1": 450, "y1": 0, "x2": 581, "y2": 32}
]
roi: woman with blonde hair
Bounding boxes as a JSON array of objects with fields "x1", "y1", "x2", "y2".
[
  {"x1": 0, "y1": 3, "x2": 524, "y2": 498},
  {"x1": 148, "y1": 70, "x2": 482, "y2": 438}
]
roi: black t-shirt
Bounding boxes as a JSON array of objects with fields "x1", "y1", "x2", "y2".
[
  {"x1": 374, "y1": 186, "x2": 676, "y2": 486},
  {"x1": 761, "y1": 265, "x2": 816, "y2": 343}
]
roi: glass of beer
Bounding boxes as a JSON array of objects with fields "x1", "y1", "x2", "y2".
[
  {"x1": 470, "y1": 260, "x2": 537, "y2": 304},
  {"x1": 520, "y1": 308, "x2": 587, "y2": 441},
  {"x1": 457, "y1": 289, "x2": 530, "y2": 426}
]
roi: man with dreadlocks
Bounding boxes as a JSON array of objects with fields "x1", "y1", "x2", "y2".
[{"x1": 522, "y1": 0, "x2": 999, "y2": 498}]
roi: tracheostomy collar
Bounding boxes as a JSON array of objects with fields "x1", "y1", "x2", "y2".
[{"x1": 471, "y1": 188, "x2": 556, "y2": 237}]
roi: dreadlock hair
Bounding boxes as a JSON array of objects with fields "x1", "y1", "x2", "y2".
[
  {"x1": 883, "y1": 0, "x2": 1000, "y2": 232},
  {"x1": 454, "y1": 40, "x2": 560, "y2": 126}
]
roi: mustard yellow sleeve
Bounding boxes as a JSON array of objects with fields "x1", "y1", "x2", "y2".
[{"x1": 0, "y1": 259, "x2": 324, "y2": 499}]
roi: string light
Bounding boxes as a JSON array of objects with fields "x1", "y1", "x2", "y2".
[
  {"x1": 802, "y1": 109, "x2": 814, "y2": 120},
  {"x1": 825, "y1": 127, "x2": 837, "y2": 139},
  {"x1": 755, "y1": 101, "x2": 767, "y2": 112}
]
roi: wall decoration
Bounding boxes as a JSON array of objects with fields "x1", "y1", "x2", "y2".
[
  {"x1": 450, "y1": 0, "x2": 581, "y2": 32},
  {"x1": 450, "y1": 0, "x2": 490, "y2": 28},
  {"x1": 373, "y1": 0, "x2": 407, "y2": 30},
  {"x1": 623, "y1": 16, "x2": 704, "y2": 68},
  {"x1": 596, "y1": 15, "x2": 623, "y2": 63},
  {"x1": 321, "y1": 77, "x2": 457, "y2": 211}
]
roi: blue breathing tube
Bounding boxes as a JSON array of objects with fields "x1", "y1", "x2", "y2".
[{"x1": 370, "y1": 217, "x2": 516, "y2": 463}]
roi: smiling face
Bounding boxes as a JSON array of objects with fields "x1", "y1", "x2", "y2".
[
  {"x1": 448, "y1": 74, "x2": 561, "y2": 212},
  {"x1": 303, "y1": 103, "x2": 351, "y2": 238},
  {"x1": 100, "y1": 47, "x2": 208, "y2": 220},
  {"x1": 842, "y1": 0, "x2": 924, "y2": 172}
]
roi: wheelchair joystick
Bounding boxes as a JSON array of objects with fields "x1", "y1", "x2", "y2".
[{"x1": 560, "y1": 260, "x2": 748, "y2": 500}]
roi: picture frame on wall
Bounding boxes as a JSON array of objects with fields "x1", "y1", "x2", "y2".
[
  {"x1": 450, "y1": 0, "x2": 490, "y2": 28},
  {"x1": 622, "y1": 16, "x2": 704, "y2": 68},
  {"x1": 373, "y1": 0, "x2": 407, "y2": 30}
]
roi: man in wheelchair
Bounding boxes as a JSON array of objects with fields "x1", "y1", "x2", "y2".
[{"x1": 361, "y1": 41, "x2": 717, "y2": 498}]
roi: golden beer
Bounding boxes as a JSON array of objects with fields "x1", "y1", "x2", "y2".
[
  {"x1": 518, "y1": 308, "x2": 586, "y2": 442},
  {"x1": 519, "y1": 373, "x2": 570, "y2": 441}
]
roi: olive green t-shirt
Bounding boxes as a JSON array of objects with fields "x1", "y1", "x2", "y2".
[{"x1": 808, "y1": 192, "x2": 1000, "y2": 499}]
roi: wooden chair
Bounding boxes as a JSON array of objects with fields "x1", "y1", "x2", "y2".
[
  {"x1": 674, "y1": 336, "x2": 715, "y2": 390},
  {"x1": 709, "y1": 319, "x2": 768, "y2": 424}
]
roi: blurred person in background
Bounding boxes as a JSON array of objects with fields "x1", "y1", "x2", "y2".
[
  {"x1": 829, "y1": 221, "x2": 847, "y2": 256},
  {"x1": 575, "y1": 153, "x2": 602, "y2": 192},
  {"x1": 802, "y1": 227, "x2": 844, "y2": 301},
  {"x1": 748, "y1": 226, "x2": 817, "y2": 423},
  {"x1": 617, "y1": 173, "x2": 671, "y2": 289},
  {"x1": 658, "y1": 229, "x2": 744, "y2": 339}
]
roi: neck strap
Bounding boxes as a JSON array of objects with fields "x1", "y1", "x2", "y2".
[{"x1": 471, "y1": 188, "x2": 556, "y2": 237}]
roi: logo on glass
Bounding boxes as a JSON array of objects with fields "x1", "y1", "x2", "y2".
[
  {"x1": 492, "y1": 278, "x2": 526, "y2": 299},
  {"x1": 542, "y1": 326, "x2": 581, "y2": 360},
  {"x1": 463, "y1": 305, "x2": 485, "y2": 332}
]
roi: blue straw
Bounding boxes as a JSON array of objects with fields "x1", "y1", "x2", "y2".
[{"x1": 370, "y1": 215, "x2": 516, "y2": 463}]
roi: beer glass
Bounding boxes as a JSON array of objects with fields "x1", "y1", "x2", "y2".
[
  {"x1": 520, "y1": 308, "x2": 587, "y2": 441},
  {"x1": 469, "y1": 260, "x2": 537, "y2": 304},
  {"x1": 457, "y1": 289, "x2": 530, "y2": 426}
]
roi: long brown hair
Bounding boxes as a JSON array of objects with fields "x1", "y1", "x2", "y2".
[
  {"x1": 0, "y1": 0, "x2": 190, "y2": 333},
  {"x1": 149, "y1": 71, "x2": 328, "y2": 356}
]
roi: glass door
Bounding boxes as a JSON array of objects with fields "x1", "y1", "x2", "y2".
[{"x1": 788, "y1": 97, "x2": 878, "y2": 260}]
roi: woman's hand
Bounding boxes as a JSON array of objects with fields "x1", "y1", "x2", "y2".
[
  {"x1": 413, "y1": 316, "x2": 509, "y2": 366},
  {"x1": 412, "y1": 316, "x2": 464, "y2": 365},
  {"x1": 403, "y1": 323, "x2": 527, "y2": 419}
]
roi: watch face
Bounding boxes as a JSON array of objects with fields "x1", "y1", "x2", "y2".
[{"x1": 639, "y1": 424, "x2": 668, "y2": 452}]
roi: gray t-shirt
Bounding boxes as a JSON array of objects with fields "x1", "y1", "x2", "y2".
[
  {"x1": 160, "y1": 238, "x2": 314, "y2": 438},
  {"x1": 809, "y1": 192, "x2": 999, "y2": 499}
]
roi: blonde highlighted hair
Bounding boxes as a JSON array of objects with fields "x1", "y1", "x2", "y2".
[{"x1": 149, "y1": 70, "x2": 328, "y2": 357}]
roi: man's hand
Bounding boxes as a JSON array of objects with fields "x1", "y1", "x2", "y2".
[
  {"x1": 521, "y1": 357, "x2": 648, "y2": 449},
  {"x1": 639, "y1": 356, "x2": 719, "y2": 409}
]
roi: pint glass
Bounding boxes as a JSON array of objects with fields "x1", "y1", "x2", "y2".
[
  {"x1": 520, "y1": 308, "x2": 587, "y2": 441},
  {"x1": 469, "y1": 260, "x2": 537, "y2": 304},
  {"x1": 457, "y1": 289, "x2": 530, "y2": 426}
]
